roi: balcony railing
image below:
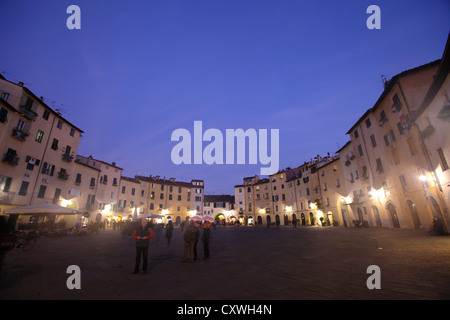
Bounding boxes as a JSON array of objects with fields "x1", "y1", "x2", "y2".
[
  {"x1": 57, "y1": 171, "x2": 69, "y2": 180},
  {"x1": 62, "y1": 154, "x2": 74, "y2": 162},
  {"x1": 19, "y1": 107, "x2": 38, "y2": 120},
  {"x1": 2, "y1": 153, "x2": 19, "y2": 165},
  {"x1": 12, "y1": 127, "x2": 29, "y2": 141}
]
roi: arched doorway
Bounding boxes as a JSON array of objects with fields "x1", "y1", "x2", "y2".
[
  {"x1": 283, "y1": 214, "x2": 288, "y2": 225},
  {"x1": 341, "y1": 209, "x2": 348, "y2": 227},
  {"x1": 257, "y1": 216, "x2": 263, "y2": 226},
  {"x1": 426, "y1": 196, "x2": 443, "y2": 220},
  {"x1": 175, "y1": 216, "x2": 181, "y2": 225},
  {"x1": 387, "y1": 203, "x2": 400, "y2": 228},
  {"x1": 309, "y1": 212, "x2": 314, "y2": 225},
  {"x1": 357, "y1": 207, "x2": 364, "y2": 221},
  {"x1": 266, "y1": 215, "x2": 271, "y2": 226},
  {"x1": 301, "y1": 213, "x2": 306, "y2": 225},
  {"x1": 214, "y1": 213, "x2": 225, "y2": 222},
  {"x1": 292, "y1": 214, "x2": 297, "y2": 225},
  {"x1": 275, "y1": 215, "x2": 280, "y2": 226},
  {"x1": 406, "y1": 200, "x2": 421, "y2": 229},
  {"x1": 372, "y1": 206, "x2": 382, "y2": 227}
]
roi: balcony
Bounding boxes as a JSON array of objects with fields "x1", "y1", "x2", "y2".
[
  {"x1": 2, "y1": 153, "x2": 19, "y2": 165},
  {"x1": 57, "y1": 171, "x2": 69, "y2": 180},
  {"x1": 12, "y1": 127, "x2": 29, "y2": 141},
  {"x1": 19, "y1": 107, "x2": 37, "y2": 120},
  {"x1": 62, "y1": 154, "x2": 74, "y2": 162}
]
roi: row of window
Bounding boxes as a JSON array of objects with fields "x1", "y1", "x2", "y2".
[
  {"x1": 0, "y1": 176, "x2": 63, "y2": 202},
  {"x1": 247, "y1": 200, "x2": 322, "y2": 213},
  {"x1": 0, "y1": 97, "x2": 76, "y2": 137}
]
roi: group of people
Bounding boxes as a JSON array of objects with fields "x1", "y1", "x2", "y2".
[
  {"x1": 180, "y1": 220, "x2": 211, "y2": 263},
  {"x1": 131, "y1": 219, "x2": 211, "y2": 274}
]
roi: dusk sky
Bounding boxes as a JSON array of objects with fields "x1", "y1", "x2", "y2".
[{"x1": 1, "y1": 1, "x2": 449, "y2": 195}]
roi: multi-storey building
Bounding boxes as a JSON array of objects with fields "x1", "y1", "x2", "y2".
[
  {"x1": 117, "y1": 176, "x2": 144, "y2": 218},
  {"x1": 75, "y1": 155, "x2": 123, "y2": 222},
  {"x1": 69, "y1": 157, "x2": 101, "y2": 224},
  {"x1": 316, "y1": 156, "x2": 346, "y2": 226},
  {"x1": 235, "y1": 155, "x2": 341, "y2": 227},
  {"x1": 345, "y1": 59, "x2": 442, "y2": 230},
  {"x1": 412, "y1": 35, "x2": 450, "y2": 231},
  {"x1": 0, "y1": 74, "x2": 204, "y2": 228},
  {"x1": 0, "y1": 76, "x2": 84, "y2": 217},
  {"x1": 135, "y1": 175, "x2": 204, "y2": 225},
  {"x1": 203, "y1": 194, "x2": 235, "y2": 221},
  {"x1": 337, "y1": 141, "x2": 366, "y2": 227}
]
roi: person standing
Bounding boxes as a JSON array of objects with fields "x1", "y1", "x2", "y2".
[
  {"x1": 193, "y1": 222, "x2": 200, "y2": 261},
  {"x1": 181, "y1": 220, "x2": 197, "y2": 263},
  {"x1": 165, "y1": 220, "x2": 174, "y2": 244},
  {"x1": 132, "y1": 218, "x2": 153, "y2": 274},
  {"x1": 201, "y1": 222, "x2": 211, "y2": 260}
]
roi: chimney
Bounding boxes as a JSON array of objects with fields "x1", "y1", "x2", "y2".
[{"x1": 18, "y1": 81, "x2": 24, "y2": 86}]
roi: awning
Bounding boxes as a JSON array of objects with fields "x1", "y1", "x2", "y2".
[
  {"x1": 139, "y1": 213, "x2": 164, "y2": 218},
  {"x1": 4, "y1": 203, "x2": 84, "y2": 215}
]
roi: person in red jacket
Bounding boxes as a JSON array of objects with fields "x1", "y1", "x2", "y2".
[{"x1": 132, "y1": 218, "x2": 154, "y2": 274}]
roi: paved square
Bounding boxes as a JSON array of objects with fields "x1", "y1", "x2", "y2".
[{"x1": 1, "y1": 225, "x2": 449, "y2": 300}]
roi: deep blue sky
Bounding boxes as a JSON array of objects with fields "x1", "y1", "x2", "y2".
[{"x1": 1, "y1": 1, "x2": 449, "y2": 195}]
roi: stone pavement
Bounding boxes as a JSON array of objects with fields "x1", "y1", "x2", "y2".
[{"x1": 1, "y1": 225, "x2": 449, "y2": 300}]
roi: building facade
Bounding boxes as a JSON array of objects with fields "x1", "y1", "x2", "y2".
[
  {"x1": 344, "y1": 59, "x2": 445, "y2": 230},
  {"x1": 203, "y1": 194, "x2": 235, "y2": 221},
  {"x1": 0, "y1": 76, "x2": 84, "y2": 221},
  {"x1": 0, "y1": 75, "x2": 204, "y2": 228},
  {"x1": 233, "y1": 35, "x2": 450, "y2": 230},
  {"x1": 136, "y1": 175, "x2": 204, "y2": 225}
]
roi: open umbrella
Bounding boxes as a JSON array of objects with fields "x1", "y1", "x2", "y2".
[
  {"x1": 4, "y1": 203, "x2": 84, "y2": 215},
  {"x1": 202, "y1": 215, "x2": 215, "y2": 222}
]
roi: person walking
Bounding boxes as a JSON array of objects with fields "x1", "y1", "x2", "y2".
[
  {"x1": 165, "y1": 220, "x2": 174, "y2": 244},
  {"x1": 132, "y1": 218, "x2": 153, "y2": 274},
  {"x1": 181, "y1": 220, "x2": 197, "y2": 263},
  {"x1": 201, "y1": 221, "x2": 211, "y2": 260}
]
